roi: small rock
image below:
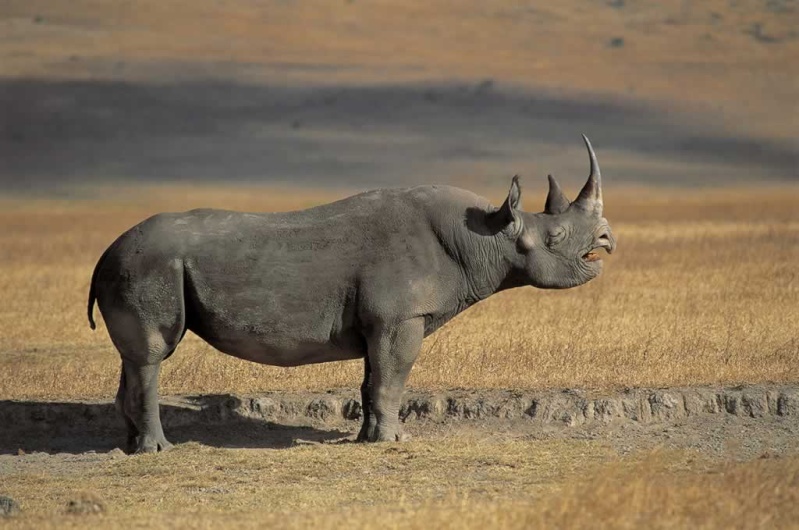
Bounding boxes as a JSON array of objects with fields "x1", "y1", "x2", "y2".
[
  {"x1": 108, "y1": 448, "x2": 126, "y2": 459},
  {"x1": 65, "y1": 493, "x2": 105, "y2": 515},
  {"x1": 0, "y1": 496, "x2": 21, "y2": 517},
  {"x1": 608, "y1": 37, "x2": 625, "y2": 48}
]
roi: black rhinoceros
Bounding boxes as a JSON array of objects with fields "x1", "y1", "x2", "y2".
[{"x1": 88, "y1": 135, "x2": 615, "y2": 453}]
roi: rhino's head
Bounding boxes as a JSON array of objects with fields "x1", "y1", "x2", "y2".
[{"x1": 492, "y1": 135, "x2": 616, "y2": 289}]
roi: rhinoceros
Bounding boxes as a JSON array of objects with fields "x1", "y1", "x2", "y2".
[{"x1": 88, "y1": 135, "x2": 615, "y2": 453}]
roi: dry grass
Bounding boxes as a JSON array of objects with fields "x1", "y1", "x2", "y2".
[
  {"x1": 0, "y1": 436, "x2": 615, "y2": 527},
  {"x1": 529, "y1": 452, "x2": 799, "y2": 529},
  {"x1": 0, "y1": 184, "x2": 797, "y2": 399},
  {"x1": 2, "y1": 436, "x2": 796, "y2": 529}
]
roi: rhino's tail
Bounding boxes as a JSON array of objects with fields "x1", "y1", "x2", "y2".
[{"x1": 87, "y1": 244, "x2": 113, "y2": 330}]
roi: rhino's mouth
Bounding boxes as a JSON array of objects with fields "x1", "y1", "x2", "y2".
[{"x1": 583, "y1": 231, "x2": 615, "y2": 262}]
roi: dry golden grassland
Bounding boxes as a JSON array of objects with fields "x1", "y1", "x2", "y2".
[
  {"x1": 2, "y1": 437, "x2": 797, "y2": 529},
  {"x1": 0, "y1": 184, "x2": 797, "y2": 399}
]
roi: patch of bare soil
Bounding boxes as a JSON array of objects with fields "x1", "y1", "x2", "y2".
[{"x1": 1, "y1": 384, "x2": 797, "y2": 461}]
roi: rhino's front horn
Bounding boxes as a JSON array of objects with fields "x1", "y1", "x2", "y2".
[{"x1": 574, "y1": 134, "x2": 603, "y2": 214}]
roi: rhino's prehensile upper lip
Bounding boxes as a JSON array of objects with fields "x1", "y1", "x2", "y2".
[
  {"x1": 583, "y1": 237, "x2": 614, "y2": 262},
  {"x1": 596, "y1": 231, "x2": 616, "y2": 254}
]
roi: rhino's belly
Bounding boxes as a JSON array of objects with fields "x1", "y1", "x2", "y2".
[
  {"x1": 190, "y1": 325, "x2": 366, "y2": 367},
  {"x1": 182, "y1": 256, "x2": 364, "y2": 366}
]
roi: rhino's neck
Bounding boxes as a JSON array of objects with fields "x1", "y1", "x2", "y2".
[
  {"x1": 438, "y1": 216, "x2": 517, "y2": 308},
  {"x1": 462, "y1": 244, "x2": 514, "y2": 305}
]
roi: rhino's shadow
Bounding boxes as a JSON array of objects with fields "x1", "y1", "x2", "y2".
[{"x1": 0, "y1": 399, "x2": 353, "y2": 455}]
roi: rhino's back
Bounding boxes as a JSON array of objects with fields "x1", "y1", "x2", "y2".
[{"x1": 164, "y1": 184, "x2": 485, "y2": 274}]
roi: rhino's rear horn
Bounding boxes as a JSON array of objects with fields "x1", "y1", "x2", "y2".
[
  {"x1": 574, "y1": 134, "x2": 603, "y2": 214},
  {"x1": 544, "y1": 174, "x2": 570, "y2": 215}
]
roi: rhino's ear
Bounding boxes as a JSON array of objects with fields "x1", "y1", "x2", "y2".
[
  {"x1": 544, "y1": 174, "x2": 570, "y2": 215},
  {"x1": 504, "y1": 174, "x2": 522, "y2": 209},
  {"x1": 489, "y1": 175, "x2": 523, "y2": 235}
]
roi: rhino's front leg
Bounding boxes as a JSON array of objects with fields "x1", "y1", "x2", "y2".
[{"x1": 363, "y1": 318, "x2": 423, "y2": 442}]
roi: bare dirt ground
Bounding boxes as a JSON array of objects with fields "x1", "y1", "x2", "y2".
[{"x1": 3, "y1": 384, "x2": 799, "y2": 459}]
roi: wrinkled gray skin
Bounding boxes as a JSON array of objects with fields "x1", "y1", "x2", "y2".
[{"x1": 88, "y1": 135, "x2": 616, "y2": 453}]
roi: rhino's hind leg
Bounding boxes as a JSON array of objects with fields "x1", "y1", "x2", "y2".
[
  {"x1": 364, "y1": 318, "x2": 423, "y2": 442},
  {"x1": 111, "y1": 327, "x2": 183, "y2": 453},
  {"x1": 114, "y1": 326, "x2": 181, "y2": 453},
  {"x1": 121, "y1": 360, "x2": 173, "y2": 454},
  {"x1": 107, "y1": 322, "x2": 182, "y2": 453},
  {"x1": 101, "y1": 261, "x2": 186, "y2": 453}
]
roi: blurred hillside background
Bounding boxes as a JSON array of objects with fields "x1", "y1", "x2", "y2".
[{"x1": 0, "y1": 0, "x2": 796, "y2": 192}]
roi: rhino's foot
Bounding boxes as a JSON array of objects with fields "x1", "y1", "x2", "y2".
[
  {"x1": 359, "y1": 423, "x2": 409, "y2": 443},
  {"x1": 132, "y1": 434, "x2": 174, "y2": 454}
]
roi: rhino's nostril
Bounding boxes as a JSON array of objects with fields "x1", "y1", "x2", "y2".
[{"x1": 596, "y1": 232, "x2": 615, "y2": 254}]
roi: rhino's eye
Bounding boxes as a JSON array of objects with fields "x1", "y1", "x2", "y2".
[{"x1": 546, "y1": 227, "x2": 566, "y2": 247}]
